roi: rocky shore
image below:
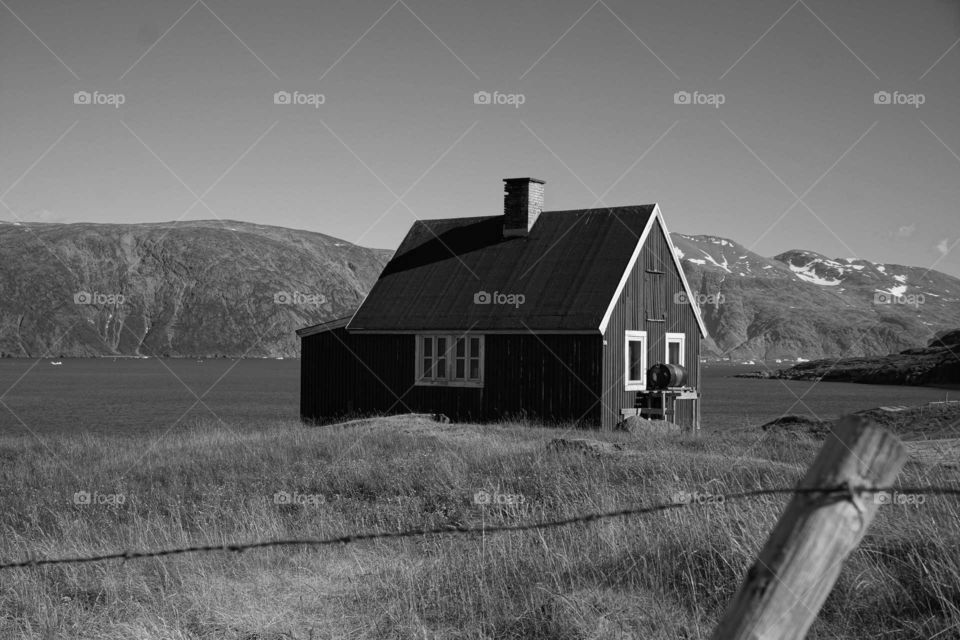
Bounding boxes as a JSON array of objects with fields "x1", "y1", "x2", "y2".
[{"x1": 734, "y1": 329, "x2": 960, "y2": 387}]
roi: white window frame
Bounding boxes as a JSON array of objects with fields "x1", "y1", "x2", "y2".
[
  {"x1": 415, "y1": 334, "x2": 484, "y2": 387},
  {"x1": 665, "y1": 332, "x2": 686, "y2": 367},
  {"x1": 624, "y1": 330, "x2": 648, "y2": 391}
]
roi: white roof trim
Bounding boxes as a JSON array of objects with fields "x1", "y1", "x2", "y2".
[
  {"x1": 597, "y1": 210, "x2": 655, "y2": 334},
  {"x1": 659, "y1": 207, "x2": 708, "y2": 337},
  {"x1": 654, "y1": 205, "x2": 710, "y2": 338},
  {"x1": 597, "y1": 204, "x2": 709, "y2": 338}
]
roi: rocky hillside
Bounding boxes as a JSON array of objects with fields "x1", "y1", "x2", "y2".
[
  {"x1": 768, "y1": 329, "x2": 960, "y2": 387},
  {"x1": 672, "y1": 234, "x2": 960, "y2": 361},
  {"x1": 0, "y1": 220, "x2": 391, "y2": 358},
  {"x1": 1, "y1": 221, "x2": 957, "y2": 360}
]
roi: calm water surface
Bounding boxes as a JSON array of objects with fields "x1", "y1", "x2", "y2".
[
  {"x1": 0, "y1": 358, "x2": 298, "y2": 436},
  {"x1": 0, "y1": 360, "x2": 953, "y2": 436},
  {"x1": 700, "y1": 364, "x2": 955, "y2": 431}
]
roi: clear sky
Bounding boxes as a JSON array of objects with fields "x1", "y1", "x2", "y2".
[{"x1": 2, "y1": 0, "x2": 959, "y2": 276}]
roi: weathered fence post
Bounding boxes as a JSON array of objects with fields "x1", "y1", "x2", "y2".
[{"x1": 710, "y1": 415, "x2": 907, "y2": 640}]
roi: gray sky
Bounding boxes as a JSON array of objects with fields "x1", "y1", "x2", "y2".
[{"x1": 2, "y1": 0, "x2": 959, "y2": 276}]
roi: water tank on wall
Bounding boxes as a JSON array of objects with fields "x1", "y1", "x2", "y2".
[{"x1": 647, "y1": 363, "x2": 688, "y2": 389}]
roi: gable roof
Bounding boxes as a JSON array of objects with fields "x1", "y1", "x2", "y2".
[
  {"x1": 598, "y1": 206, "x2": 708, "y2": 337},
  {"x1": 345, "y1": 205, "x2": 707, "y2": 336},
  {"x1": 347, "y1": 206, "x2": 653, "y2": 332}
]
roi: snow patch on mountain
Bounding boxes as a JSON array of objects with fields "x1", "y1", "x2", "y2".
[
  {"x1": 789, "y1": 262, "x2": 842, "y2": 286},
  {"x1": 668, "y1": 231, "x2": 960, "y2": 361},
  {"x1": 878, "y1": 284, "x2": 909, "y2": 297},
  {"x1": 700, "y1": 250, "x2": 731, "y2": 273}
]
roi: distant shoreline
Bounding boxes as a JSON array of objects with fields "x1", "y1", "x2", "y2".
[{"x1": 731, "y1": 371, "x2": 960, "y2": 392}]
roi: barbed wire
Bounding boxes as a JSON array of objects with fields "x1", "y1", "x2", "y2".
[{"x1": 2, "y1": 484, "x2": 959, "y2": 571}]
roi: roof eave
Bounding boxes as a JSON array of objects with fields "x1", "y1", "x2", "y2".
[{"x1": 296, "y1": 316, "x2": 352, "y2": 337}]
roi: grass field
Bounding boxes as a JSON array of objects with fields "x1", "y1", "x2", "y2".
[{"x1": 1, "y1": 415, "x2": 959, "y2": 639}]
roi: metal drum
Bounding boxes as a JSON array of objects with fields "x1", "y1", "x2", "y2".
[{"x1": 647, "y1": 363, "x2": 688, "y2": 389}]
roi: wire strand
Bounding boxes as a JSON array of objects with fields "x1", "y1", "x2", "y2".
[{"x1": 3, "y1": 485, "x2": 958, "y2": 570}]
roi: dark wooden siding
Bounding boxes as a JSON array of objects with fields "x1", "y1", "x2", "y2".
[
  {"x1": 301, "y1": 330, "x2": 603, "y2": 426},
  {"x1": 673, "y1": 398, "x2": 697, "y2": 428},
  {"x1": 482, "y1": 334, "x2": 602, "y2": 427},
  {"x1": 600, "y1": 217, "x2": 702, "y2": 430},
  {"x1": 300, "y1": 329, "x2": 482, "y2": 421}
]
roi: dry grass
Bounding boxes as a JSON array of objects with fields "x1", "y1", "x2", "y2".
[{"x1": 0, "y1": 416, "x2": 958, "y2": 639}]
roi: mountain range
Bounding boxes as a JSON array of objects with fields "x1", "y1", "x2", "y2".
[
  {"x1": 0, "y1": 220, "x2": 390, "y2": 358},
  {"x1": 0, "y1": 220, "x2": 957, "y2": 359},
  {"x1": 673, "y1": 234, "x2": 960, "y2": 360}
]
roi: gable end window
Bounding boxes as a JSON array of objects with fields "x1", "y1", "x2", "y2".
[
  {"x1": 665, "y1": 332, "x2": 686, "y2": 367},
  {"x1": 624, "y1": 330, "x2": 647, "y2": 391},
  {"x1": 416, "y1": 335, "x2": 484, "y2": 387}
]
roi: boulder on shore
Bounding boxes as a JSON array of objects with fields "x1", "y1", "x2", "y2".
[{"x1": 760, "y1": 415, "x2": 832, "y2": 438}]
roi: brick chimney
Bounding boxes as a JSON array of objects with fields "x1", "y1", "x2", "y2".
[{"x1": 503, "y1": 177, "x2": 545, "y2": 237}]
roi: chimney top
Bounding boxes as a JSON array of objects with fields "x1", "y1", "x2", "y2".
[
  {"x1": 503, "y1": 178, "x2": 545, "y2": 237},
  {"x1": 504, "y1": 177, "x2": 545, "y2": 184}
]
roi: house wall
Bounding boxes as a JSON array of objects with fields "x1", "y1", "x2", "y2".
[
  {"x1": 300, "y1": 330, "x2": 603, "y2": 426},
  {"x1": 300, "y1": 329, "x2": 482, "y2": 421},
  {"x1": 483, "y1": 334, "x2": 603, "y2": 427},
  {"x1": 601, "y1": 217, "x2": 703, "y2": 430}
]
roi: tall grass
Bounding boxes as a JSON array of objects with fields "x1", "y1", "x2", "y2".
[{"x1": 0, "y1": 417, "x2": 957, "y2": 639}]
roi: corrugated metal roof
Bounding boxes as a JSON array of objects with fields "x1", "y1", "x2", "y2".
[{"x1": 347, "y1": 206, "x2": 656, "y2": 332}]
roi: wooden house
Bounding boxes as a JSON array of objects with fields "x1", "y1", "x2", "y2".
[{"x1": 298, "y1": 178, "x2": 707, "y2": 430}]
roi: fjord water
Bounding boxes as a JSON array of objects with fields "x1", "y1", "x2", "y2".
[
  {"x1": 701, "y1": 364, "x2": 955, "y2": 430},
  {"x1": 0, "y1": 359, "x2": 953, "y2": 436},
  {"x1": 0, "y1": 358, "x2": 299, "y2": 436}
]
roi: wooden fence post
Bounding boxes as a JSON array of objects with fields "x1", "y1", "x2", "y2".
[{"x1": 710, "y1": 415, "x2": 907, "y2": 640}]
